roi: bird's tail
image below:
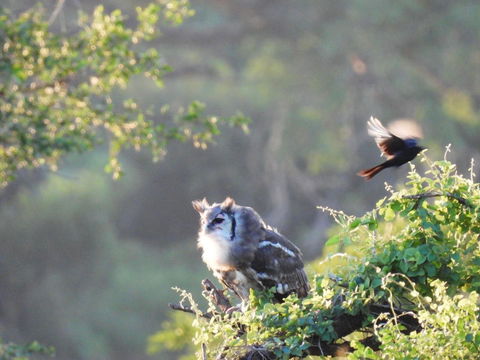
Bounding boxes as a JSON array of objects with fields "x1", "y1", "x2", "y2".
[{"x1": 357, "y1": 164, "x2": 385, "y2": 180}]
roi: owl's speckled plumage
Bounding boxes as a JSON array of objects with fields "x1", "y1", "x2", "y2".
[{"x1": 192, "y1": 197, "x2": 309, "y2": 302}]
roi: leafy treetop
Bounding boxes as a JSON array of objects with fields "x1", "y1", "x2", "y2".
[{"x1": 0, "y1": 1, "x2": 248, "y2": 186}]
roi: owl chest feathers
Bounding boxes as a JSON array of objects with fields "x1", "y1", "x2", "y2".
[
  {"x1": 197, "y1": 232, "x2": 236, "y2": 271},
  {"x1": 197, "y1": 232, "x2": 258, "y2": 300}
]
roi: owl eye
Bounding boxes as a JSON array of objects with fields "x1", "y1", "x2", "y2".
[{"x1": 212, "y1": 217, "x2": 224, "y2": 225}]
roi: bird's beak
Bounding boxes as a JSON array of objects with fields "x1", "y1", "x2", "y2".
[{"x1": 207, "y1": 223, "x2": 219, "y2": 231}]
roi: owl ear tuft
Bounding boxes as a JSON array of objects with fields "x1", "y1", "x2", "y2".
[
  {"x1": 222, "y1": 197, "x2": 236, "y2": 211},
  {"x1": 192, "y1": 198, "x2": 209, "y2": 213}
]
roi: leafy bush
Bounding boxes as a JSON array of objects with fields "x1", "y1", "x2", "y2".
[
  {"x1": 0, "y1": 339, "x2": 54, "y2": 360},
  {"x1": 351, "y1": 280, "x2": 480, "y2": 360},
  {"x1": 150, "y1": 154, "x2": 480, "y2": 359}
]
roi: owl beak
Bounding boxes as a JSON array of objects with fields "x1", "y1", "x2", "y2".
[{"x1": 207, "y1": 223, "x2": 217, "y2": 231}]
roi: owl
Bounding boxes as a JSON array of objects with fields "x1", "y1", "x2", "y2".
[{"x1": 192, "y1": 197, "x2": 309, "y2": 302}]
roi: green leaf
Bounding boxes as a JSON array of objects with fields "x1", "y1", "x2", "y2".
[
  {"x1": 325, "y1": 235, "x2": 340, "y2": 246},
  {"x1": 349, "y1": 218, "x2": 362, "y2": 229},
  {"x1": 384, "y1": 207, "x2": 396, "y2": 221},
  {"x1": 371, "y1": 277, "x2": 382, "y2": 289}
]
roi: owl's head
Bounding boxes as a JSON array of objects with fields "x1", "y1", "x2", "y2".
[
  {"x1": 193, "y1": 197, "x2": 266, "y2": 268},
  {"x1": 192, "y1": 197, "x2": 237, "y2": 240}
]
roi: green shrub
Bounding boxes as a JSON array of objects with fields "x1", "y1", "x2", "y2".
[{"x1": 151, "y1": 154, "x2": 480, "y2": 359}]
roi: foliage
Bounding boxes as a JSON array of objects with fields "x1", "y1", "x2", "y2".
[
  {"x1": 0, "y1": 339, "x2": 54, "y2": 360},
  {"x1": 147, "y1": 312, "x2": 197, "y2": 360},
  {"x1": 350, "y1": 280, "x2": 480, "y2": 360},
  {"x1": 0, "y1": 1, "x2": 249, "y2": 185},
  {"x1": 151, "y1": 155, "x2": 480, "y2": 359}
]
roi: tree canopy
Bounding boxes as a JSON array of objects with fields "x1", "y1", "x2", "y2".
[{"x1": 0, "y1": 1, "x2": 248, "y2": 186}]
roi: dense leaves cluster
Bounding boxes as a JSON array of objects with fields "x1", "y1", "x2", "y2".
[
  {"x1": 154, "y1": 155, "x2": 480, "y2": 359},
  {"x1": 351, "y1": 280, "x2": 480, "y2": 360},
  {"x1": 0, "y1": 2, "x2": 248, "y2": 185},
  {"x1": 363, "y1": 157, "x2": 479, "y2": 297},
  {"x1": 0, "y1": 339, "x2": 54, "y2": 360}
]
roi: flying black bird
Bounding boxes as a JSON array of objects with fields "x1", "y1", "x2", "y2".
[{"x1": 357, "y1": 117, "x2": 424, "y2": 180}]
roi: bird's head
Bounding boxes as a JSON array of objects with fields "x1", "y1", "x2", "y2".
[
  {"x1": 403, "y1": 138, "x2": 426, "y2": 155},
  {"x1": 413, "y1": 145, "x2": 427, "y2": 155},
  {"x1": 192, "y1": 197, "x2": 237, "y2": 241}
]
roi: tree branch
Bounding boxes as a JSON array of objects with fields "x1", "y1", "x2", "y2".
[
  {"x1": 403, "y1": 192, "x2": 472, "y2": 208},
  {"x1": 167, "y1": 303, "x2": 212, "y2": 319},
  {"x1": 169, "y1": 279, "x2": 232, "y2": 320},
  {"x1": 201, "y1": 278, "x2": 232, "y2": 313},
  {"x1": 48, "y1": 0, "x2": 66, "y2": 26}
]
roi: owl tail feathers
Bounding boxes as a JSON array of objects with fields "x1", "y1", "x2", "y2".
[
  {"x1": 296, "y1": 271, "x2": 310, "y2": 298},
  {"x1": 357, "y1": 164, "x2": 385, "y2": 180},
  {"x1": 290, "y1": 269, "x2": 310, "y2": 299}
]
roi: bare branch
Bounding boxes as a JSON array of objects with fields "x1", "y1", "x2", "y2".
[
  {"x1": 168, "y1": 279, "x2": 232, "y2": 320},
  {"x1": 48, "y1": 0, "x2": 66, "y2": 26},
  {"x1": 403, "y1": 192, "x2": 472, "y2": 208},
  {"x1": 168, "y1": 303, "x2": 212, "y2": 319}
]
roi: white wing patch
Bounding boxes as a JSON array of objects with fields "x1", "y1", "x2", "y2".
[
  {"x1": 367, "y1": 117, "x2": 391, "y2": 143},
  {"x1": 257, "y1": 272, "x2": 289, "y2": 294},
  {"x1": 276, "y1": 283, "x2": 289, "y2": 294},
  {"x1": 256, "y1": 272, "x2": 273, "y2": 279},
  {"x1": 258, "y1": 240, "x2": 296, "y2": 257}
]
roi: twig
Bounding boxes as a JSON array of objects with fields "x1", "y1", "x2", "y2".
[
  {"x1": 403, "y1": 191, "x2": 472, "y2": 208},
  {"x1": 168, "y1": 279, "x2": 231, "y2": 320},
  {"x1": 369, "y1": 303, "x2": 420, "y2": 332},
  {"x1": 23, "y1": 79, "x2": 69, "y2": 94},
  {"x1": 48, "y1": 0, "x2": 66, "y2": 25},
  {"x1": 168, "y1": 303, "x2": 212, "y2": 319},
  {"x1": 237, "y1": 346, "x2": 275, "y2": 360}
]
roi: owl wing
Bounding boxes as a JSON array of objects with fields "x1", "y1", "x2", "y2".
[{"x1": 249, "y1": 228, "x2": 309, "y2": 299}]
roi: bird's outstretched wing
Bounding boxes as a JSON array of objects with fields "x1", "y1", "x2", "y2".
[
  {"x1": 249, "y1": 228, "x2": 309, "y2": 299},
  {"x1": 367, "y1": 117, "x2": 410, "y2": 159},
  {"x1": 359, "y1": 117, "x2": 423, "y2": 180}
]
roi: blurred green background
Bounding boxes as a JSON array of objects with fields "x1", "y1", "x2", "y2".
[{"x1": 1, "y1": 0, "x2": 479, "y2": 359}]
